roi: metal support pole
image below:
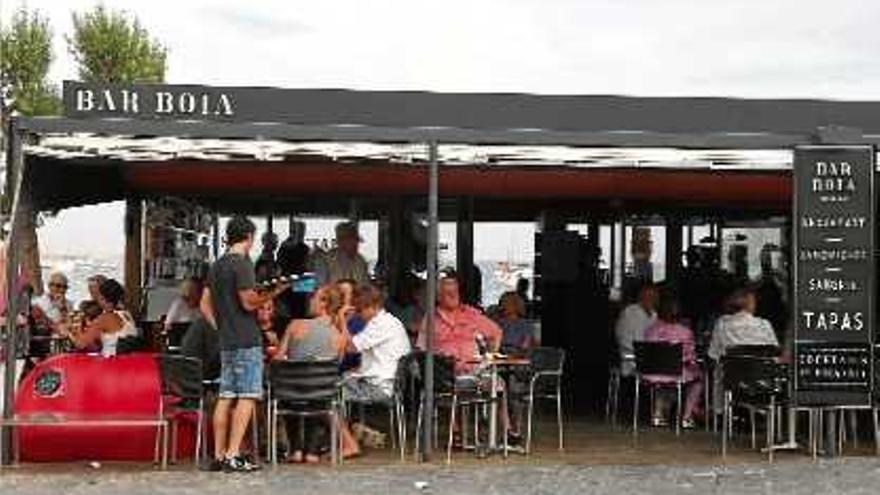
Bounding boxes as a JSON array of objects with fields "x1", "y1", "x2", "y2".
[
  {"x1": 2, "y1": 124, "x2": 25, "y2": 465},
  {"x1": 421, "y1": 141, "x2": 439, "y2": 461}
]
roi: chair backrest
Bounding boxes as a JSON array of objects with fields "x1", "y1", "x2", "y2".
[
  {"x1": 394, "y1": 350, "x2": 423, "y2": 391},
  {"x1": 269, "y1": 359, "x2": 340, "y2": 403},
  {"x1": 412, "y1": 352, "x2": 456, "y2": 394},
  {"x1": 159, "y1": 354, "x2": 204, "y2": 400},
  {"x1": 167, "y1": 323, "x2": 191, "y2": 349},
  {"x1": 633, "y1": 341, "x2": 683, "y2": 376},
  {"x1": 116, "y1": 336, "x2": 147, "y2": 355},
  {"x1": 721, "y1": 355, "x2": 788, "y2": 396},
  {"x1": 528, "y1": 347, "x2": 565, "y2": 374},
  {"x1": 725, "y1": 344, "x2": 780, "y2": 359}
]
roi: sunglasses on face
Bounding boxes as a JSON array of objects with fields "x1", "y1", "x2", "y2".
[{"x1": 49, "y1": 283, "x2": 67, "y2": 289}]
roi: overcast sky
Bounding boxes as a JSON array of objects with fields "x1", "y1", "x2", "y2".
[{"x1": 3, "y1": 0, "x2": 878, "y2": 261}]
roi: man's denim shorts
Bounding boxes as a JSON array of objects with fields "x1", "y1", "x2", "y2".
[{"x1": 219, "y1": 347, "x2": 264, "y2": 399}]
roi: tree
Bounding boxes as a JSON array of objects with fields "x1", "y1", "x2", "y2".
[
  {"x1": 1, "y1": 7, "x2": 62, "y2": 296},
  {"x1": 0, "y1": 7, "x2": 62, "y2": 116},
  {"x1": 68, "y1": 5, "x2": 167, "y2": 84},
  {"x1": 67, "y1": 5, "x2": 168, "y2": 312}
]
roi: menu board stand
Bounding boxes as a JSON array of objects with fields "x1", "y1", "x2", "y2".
[{"x1": 793, "y1": 145, "x2": 875, "y2": 407}]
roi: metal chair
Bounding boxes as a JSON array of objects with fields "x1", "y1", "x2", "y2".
[
  {"x1": 165, "y1": 323, "x2": 192, "y2": 353},
  {"x1": 156, "y1": 354, "x2": 205, "y2": 466},
  {"x1": 341, "y1": 353, "x2": 414, "y2": 461},
  {"x1": 720, "y1": 354, "x2": 788, "y2": 462},
  {"x1": 606, "y1": 353, "x2": 634, "y2": 428},
  {"x1": 524, "y1": 347, "x2": 566, "y2": 453},
  {"x1": 632, "y1": 341, "x2": 684, "y2": 436},
  {"x1": 266, "y1": 359, "x2": 342, "y2": 466},
  {"x1": 411, "y1": 353, "x2": 489, "y2": 463}
]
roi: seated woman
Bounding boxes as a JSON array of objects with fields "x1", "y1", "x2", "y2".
[
  {"x1": 642, "y1": 291, "x2": 703, "y2": 429},
  {"x1": 274, "y1": 285, "x2": 358, "y2": 463},
  {"x1": 163, "y1": 277, "x2": 203, "y2": 331},
  {"x1": 707, "y1": 286, "x2": 779, "y2": 415},
  {"x1": 495, "y1": 291, "x2": 534, "y2": 353},
  {"x1": 68, "y1": 300, "x2": 104, "y2": 353},
  {"x1": 708, "y1": 286, "x2": 779, "y2": 360},
  {"x1": 72, "y1": 279, "x2": 138, "y2": 357},
  {"x1": 336, "y1": 279, "x2": 366, "y2": 371}
]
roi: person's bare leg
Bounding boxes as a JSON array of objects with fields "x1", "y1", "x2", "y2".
[
  {"x1": 683, "y1": 381, "x2": 705, "y2": 421},
  {"x1": 213, "y1": 399, "x2": 233, "y2": 460},
  {"x1": 338, "y1": 418, "x2": 360, "y2": 457},
  {"x1": 226, "y1": 399, "x2": 255, "y2": 457}
]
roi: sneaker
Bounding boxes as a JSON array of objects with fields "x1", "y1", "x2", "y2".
[
  {"x1": 223, "y1": 455, "x2": 262, "y2": 473},
  {"x1": 200, "y1": 458, "x2": 225, "y2": 472},
  {"x1": 681, "y1": 418, "x2": 696, "y2": 430}
]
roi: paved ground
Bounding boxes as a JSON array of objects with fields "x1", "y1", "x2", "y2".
[{"x1": 2, "y1": 458, "x2": 880, "y2": 495}]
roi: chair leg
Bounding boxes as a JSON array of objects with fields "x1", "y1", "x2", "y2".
[
  {"x1": 675, "y1": 383, "x2": 682, "y2": 436},
  {"x1": 270, "y1": 402, "x2": 277, "y2": 467},
  {"x1": 767, "y1": 399, "x2": 775, "y2": 464},
  {"x1": 195, "y1": 409, "x2": 203, "y2": 466},
  {"x1": 250, "y1": 413, "x2": 259, "y2": 460},
  {"x1": 161, "y1": 422, "x2": 169, "y2": 470},
  {"x1": 414, "y1": 393, "x2": 423, "y2": 461},
  {"x1": 750, "y1": 409, "x2": 757, "y2": 449},
  {"x1": 266, "y1": 398, "x2": 273, "y2": 463},
  {"x1": 474, "y1": 403, "x2": 481, "y2": 450},
  {"x1": 810, "y1": 409, "x2": 817, "y2": 461},
  {"x1": 446, "y1": 394, "x2": 458, "y2": 464},
  {"x1": 389, "y1": 405, "x2": 397, "y2": 450},
  {"x1": 396, "y1": 397, "x2": 406, "y2": 461},
  {"x1": 556, "y1": 386, "x2": 564, "y2": 451},
  {"x1": 171, "y1": 421, "x2": 179, "y2": 464},
  {"x1": 330, "y1": 409, "x2": 339, "y2": 466},
  {"x1": 722, "y1": 391, "x2": 730, "y2": 460},
  {"x1": 872, "y1": 408, "x2": 880, "y2": 456},
  {"x1": 611, "y1": 375, "x2": 619, "y2": 428},
  {"x1": 704, "y1": 370, "x2": 711, "y2": 432},
  {"x1": 848, "y1": 410, "x2": 858, "y2": 450},
  {"x1": 526, "y1": 390, "x2": 535, "y2": 454},
  {"x1": 433, "y1": 404, "x2": 439, "y2": 449},
  {"x1": 632, "y1": 379, "x2": 640, "y2": 437}
]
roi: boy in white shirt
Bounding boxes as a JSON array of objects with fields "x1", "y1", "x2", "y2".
[{"x1": 342, "y1": 284, "x2": 412, "y2": 402}]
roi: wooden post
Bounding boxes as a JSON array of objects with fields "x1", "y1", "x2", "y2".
[
  {"x1": 665, "y1": 217, "x2": 683, "y2": 284},
  {"x1": 124, "y1": 199, "x2": 144, "y2": 318},
  {"x1": 2, "y1": 123, "x2": 25, "y2": 465},
  {"x1": 456, "y1": 196, "x2": 476, "y2": 305}
]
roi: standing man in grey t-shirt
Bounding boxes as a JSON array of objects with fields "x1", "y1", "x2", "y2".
[{"x1": 200, "y1": 216, "x2": 287, "y2": 473}]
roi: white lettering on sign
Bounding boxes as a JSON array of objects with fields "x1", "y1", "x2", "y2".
[
  {"x1": 75, "y1": 88, "x2": 140, "y2": 113},
  {"x1": 812, "y1": 161, "x2": 856, "y2": 193},
  {"x1": 74, "y1": 87, "x2": 234, "y2": 118},
  {"x1": 179, "y1": 92, "x2": 196, "y2": 113},
  {"x1": 801, "y1": 216, "x2": 867, "y2": 229},
  {"x1": 76, "y1": 89, "x2": 94, "y2": 111},
  {"x1": 801, "y1": 311, "x2": 864, "y2": 331},
  {"x1": 155, "y1": 91, "x2": 174, "y2": 113},
  {"x1": 153, "y1": 91, "x2": 233, "y2": 116}
]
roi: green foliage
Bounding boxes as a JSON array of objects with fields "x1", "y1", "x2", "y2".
[
  {"x1": 0, "y1": 7, "x2": 61, "y2": 116},
  {"x1": 68, "y1": 5, "x2": 167, "y2": 84}
]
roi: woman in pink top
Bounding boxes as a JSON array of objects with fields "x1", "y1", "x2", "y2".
[{"x1": 643, "y1": 291, "x2": 703, "y2": 429}]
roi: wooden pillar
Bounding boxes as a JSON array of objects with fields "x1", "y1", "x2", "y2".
[
  {"x1": 2, "y1": 124, "x2": 25, "y2": 465},
  {"x1": 456, "y1": 197, "x2": 476, "y2": 305},
  {"x1": 124, "y1": 198, "x2": 144, "y2": 318},
  {"x1": 665, "y1": 218, "x2": 683, "y2": 284}
]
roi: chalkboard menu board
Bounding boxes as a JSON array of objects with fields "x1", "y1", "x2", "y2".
[{"x1": 794, "y1": 146, "x2": 874, "y2": 406}]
